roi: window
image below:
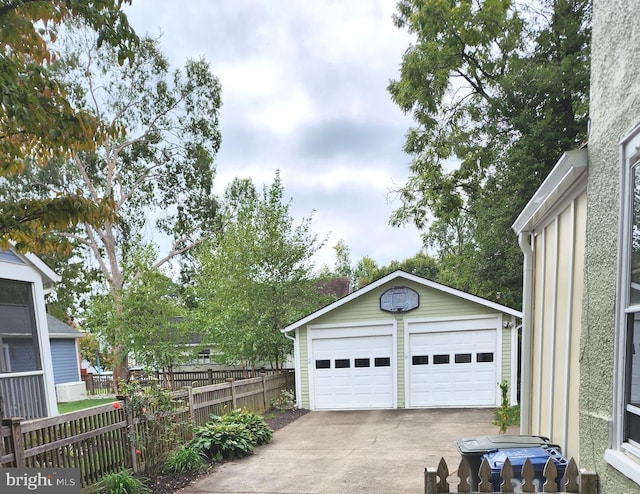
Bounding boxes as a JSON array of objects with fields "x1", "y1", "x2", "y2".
[
  {"x1": 315, "y1": 359, "x2": 330, "y2": 369},
  {"x1": 477, "y1": 352, "x2": 494, "y2": 363},
  {"x1": 455, "y1": 353, "x2": 472, "y2": 364},
  {"x1": 623, "y1": 144, "x2": 640, "y2": 450},
  {"x1": 334, "y1": 359, "x2": 350, "y2": 368},
  {"x1": 433, "y1": 354, "x2": 450, "y2": 364},
  {"x1": 610, "y1": 124, "x2": 640, "y2": 469},
  {"x1": 354, "y1": 358, "x2": 370, "y2": 368},
  {"x1": 374, "y1": 357, "x2": 391, "y2": 367},
  {"x1": 412, "y1": 355, "x2": 428, "y2": 365}
]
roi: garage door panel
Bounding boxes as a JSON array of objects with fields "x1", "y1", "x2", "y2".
[
  {"x1": 312, "y1": 332, "x2": 393, "y2": 410},
  {"x1": 408, "y1": 328, "x2": 497, "y2": 407}
]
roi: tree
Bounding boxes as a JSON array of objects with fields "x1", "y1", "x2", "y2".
[
  {"x1": 1, "y1": 28, "x2": 223, "y2": 385},
  {"x1": 354, "y1": 252, "x2": 440, "y2": 288},
  {"x1": 83, "y1": 244, "x2": 198, "y2": 388},
  {"x1": 193, "y1": 173, "x2": 328, "y2": 372},
  {"x1": 389, "y1": 0, "x2": 590, "y2": 308},
  {"x1": 0, "y1": 1, "x2": 139, "y2": 252}
]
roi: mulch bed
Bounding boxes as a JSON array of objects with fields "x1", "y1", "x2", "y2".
[{"x1": 148, "y1": 408, "x2": 310, "y2": 494}]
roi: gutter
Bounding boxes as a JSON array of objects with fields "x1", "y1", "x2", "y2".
[
  {"x1": 518, "y1": 231, "x2": 534, "y2": 435},
  {"x1": 282, "y1": 329, "x2": 302, "y2": 409}
]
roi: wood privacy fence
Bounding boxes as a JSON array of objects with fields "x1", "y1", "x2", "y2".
[
  {"x1": 82, "y1": 368, "x2": 282, "y2": 395},
  {"x1": 0, "y1": 372, "x2": 294, "y2": 491},
  {"x1": 425, "y1": 456, "x2": 598, "y2": 493}
]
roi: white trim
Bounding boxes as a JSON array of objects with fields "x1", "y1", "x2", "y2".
[
  {"x1": 282, "y1": 270, "x2": 522, "y2": 333},
  {"x1": 605, "y1": 449, "x2": 640, "y2": 485},
  {"x1": 294, "y1": 327, "x2": 302, "y2": 409},
  {"x1": 547, "y1": 216, "x2": 559, "y2": 439},
  {"x1": 6, "y1": 246, "x2": 61, "y2": 285},
  {"x1": 512, "y1": 149, "x2": 588, "y2": 234},
  {"x1": 306, "y1": 321, "x2": 397, "y2": 410}
]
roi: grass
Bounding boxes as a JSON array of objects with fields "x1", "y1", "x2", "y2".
[{"x1": 58, "y1": 397, "x2": 117, "y2": 414}]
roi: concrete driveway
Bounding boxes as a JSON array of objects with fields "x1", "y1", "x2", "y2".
[{"x1": 181, "y1": 409, "x2": 510, "y2": 493}]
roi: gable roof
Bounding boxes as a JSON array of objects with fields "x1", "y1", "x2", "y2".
[
  {"x1": 1, "y1": 246, "x2": 61, "y2": 285},
  {"x1": 47, "y1": 314, "x2": 84, "y2": 339},
  {"x1": 281, "y1": 270, "x2": 522, "y2": 333}
]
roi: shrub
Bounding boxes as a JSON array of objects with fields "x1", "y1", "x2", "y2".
[
  {"x1": 223, "y1": 408, "x2": 273, "y2": 445},
  {"x1": 163, "y1": 446, "x2": 207, "y2": 474},
  {"x1": 190, "y1": 422, "x2": 255, "y2": 460},
  {"x1": 99, "y1": 470, "x2": 151, "y2": 494},
  {"x1": 492, "y1": 380, "x2": 520, "y2": 432},
  {"x1": 190, "y1": 408, "x2": 273, "y2": 460},
  {"x1": 271, "y1": 389, "x2": 296, "y2": 411}
]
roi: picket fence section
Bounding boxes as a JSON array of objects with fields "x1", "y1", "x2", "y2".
[
  {"x1": 0, "y1": 372, "x2": 294, "y2": 491},
  {"x1": 425, "y1": 456, "x2": 598, "y2": 494}
]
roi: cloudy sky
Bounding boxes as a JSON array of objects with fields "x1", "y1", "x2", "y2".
[{"x1": 124, "y1": 0, "x2": 425, "y2": 270}]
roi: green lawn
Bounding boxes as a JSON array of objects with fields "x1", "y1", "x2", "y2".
[{"x1": 57, "y1": 397, "x2": 118, "y2": 414}]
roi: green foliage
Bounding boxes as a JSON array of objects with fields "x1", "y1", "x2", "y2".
[
  {"x1": 492, "y1": 380, "x2": 520, "y2": 433},
  {"x1": 193, "y1": 172, "x2": 328, "y2": 371},
  {"x1": 190, "y1": 409, "x2": 273, "y2": 460},
  {"x1": 163, "y1": 446, "x2": 207, "y2": 474},
  {"x1": 0, "y1": 1, "x2": 139, "y2": 253},
  {"x1": 389, "y1": 0, "x2": 591, "y2": 309},
  {"x1": 271, "y1": 389, "x2": 297, "y2": 411},
  {"x1": 119, "y1": 382, "x2": 190, "y2": 476},
  {"x1": 98, "y1": 470, "x2": 150, "y2": 494},
  {"x1": 354, "y1": 252, "x2": 440, "y2": 288}
]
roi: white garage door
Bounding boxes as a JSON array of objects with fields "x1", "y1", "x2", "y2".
[
  {"x1": 409, "y1": 329, "x2": 497, "y2": 407},
  {"x1": 312, "y1": 335, "x2": 393, "y2": 409}
]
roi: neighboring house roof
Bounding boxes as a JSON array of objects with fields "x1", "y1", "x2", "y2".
[
  {"x1": 512, "y1": 148, "x2": 588, "y2": 234},
  {"x1": 282, "y1": 269, "x2": 522, "y2": 333},
  {"x1": 315, "y1": 276, "x2": 351, "y2": 299},
  {"x1": 47, "y1": 314, "x2": 84, "y2": 339}
]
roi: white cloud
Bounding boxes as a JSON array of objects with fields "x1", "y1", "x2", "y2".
[{"x1": 125, "y1": 0, "x2": 424, "y2": 270}]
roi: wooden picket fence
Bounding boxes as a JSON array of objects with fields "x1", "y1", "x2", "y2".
[
  {"x1": 0, "y1": 372, "x2": 294, "y2": 491},
  {"x1": 425, "y1": 455, "x2": 598, "y2": 493}
]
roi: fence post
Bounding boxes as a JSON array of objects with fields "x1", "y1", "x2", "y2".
[
  {"x1": 261, "y1": 373, "x2": 268, "y2": 412},
  {"x1": 208, "y1": 369, "x2": 214, "y2": 385},
  {"x1": 121, "y1": 397, "x2": 139, "y2": 473},
  {"x1": 187, "y1": 386, "x2": 195, "y2": 428},
  {"x1": 226, "y1": 378, "x2": 237, "y2": 409},
  {"x1": 3, "y1": 417, "x2": 24, "y2": 467},
  {"x1": 579, "y1": 470, "x2": 598, "y2": 494},
  {"x1": 424, "y1": 467, "x2": 438, "y2": 494}
]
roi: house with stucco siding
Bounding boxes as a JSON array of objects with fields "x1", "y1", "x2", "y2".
[{"x1": 513, "y1": 1, "x2": 640, "y2": 490}]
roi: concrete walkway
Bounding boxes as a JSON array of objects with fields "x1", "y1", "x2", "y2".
[{"x1": 180, "y1": 409, "x2": 510, "y2": 494}]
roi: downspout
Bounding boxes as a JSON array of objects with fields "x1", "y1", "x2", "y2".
[
  {"x1": 518, "y1": 231, "x2": 534, "y2": 435},
  {"x1": 283, "y1": 329, "x2": 302, "y2": 409}
]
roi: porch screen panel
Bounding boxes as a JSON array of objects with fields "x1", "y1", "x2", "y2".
[{"x1": 0, "y1": 280, "x2": 42, "y2": 373}]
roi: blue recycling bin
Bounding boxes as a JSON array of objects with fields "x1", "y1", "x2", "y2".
[
  {"x1": 481, "y1": 446, "x2": 569, "y2": 492},
  {"x1": 456, "y1": 435, "x2": 561, "y2": 491}
]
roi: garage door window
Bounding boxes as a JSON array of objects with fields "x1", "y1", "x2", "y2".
[
  {"x1": 412, "y1": 355, "x2": 429, "y2": 365},
  {"x1": 477, "y1": 352, "x2": 494, "y2": 362},
  {"x1": 354, "y1": 358, "x2": 370, "y2": 367},
  {"x1": 455, "y1": 353, "x2": 472, "y2": 364},
  {"x1": 434, "y1": 354, "x2": 450, "y2": 364},
  {"x1": 375, "y1": 357, "x2": 391, "y2": 367},
  {"x1": 335, "y1": 359, "x2": 350, "y2": 368},
  {"x1": 315, "y1": 359, "x2": 330, "y2": 369}
]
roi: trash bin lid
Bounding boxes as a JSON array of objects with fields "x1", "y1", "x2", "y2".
[
  {"x1": 456, "y1": 435, "x2": 558, "y2": 455},
  {"x1": 482, "y1": 447, "x2": 568, "y2": 471}
]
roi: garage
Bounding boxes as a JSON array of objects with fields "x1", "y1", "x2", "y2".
[
  {"x1": 407, "y1": 319, "x2": 499, "y2": 407},
  {"x1": 282, "y1": 270, "x2": 521, "y2": 411}
]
